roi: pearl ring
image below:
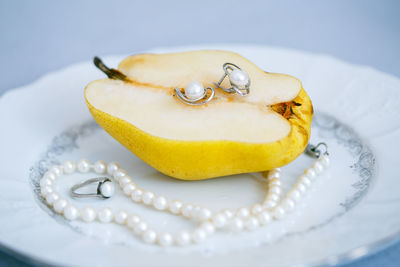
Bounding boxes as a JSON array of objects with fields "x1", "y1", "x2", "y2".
[
  {"x1": 214, "y1": 63, "x2": 250, "y2": 96},
  {"x1": 175, "y1": 62, "x2": 250, "y2": 105},
  {"x1": 71, "y1": 177, "x2": 115, "y2": 199}
]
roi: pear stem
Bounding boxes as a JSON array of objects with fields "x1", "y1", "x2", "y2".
[{"x1": 93, "y1": 57, "x2": 128, "y2": 81}]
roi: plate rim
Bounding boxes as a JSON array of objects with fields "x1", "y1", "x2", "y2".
[{"x1": 1, "y1": 43, "x2": 400, "y2": 267}]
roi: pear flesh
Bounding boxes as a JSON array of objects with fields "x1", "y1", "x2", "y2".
[{"x1": 86, "y1": 79, "x2": 290, "y2": 143}]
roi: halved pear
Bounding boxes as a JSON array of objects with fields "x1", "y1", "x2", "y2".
[{"x1": 85, "y1": 50, "x2": 313, "y2": 180}]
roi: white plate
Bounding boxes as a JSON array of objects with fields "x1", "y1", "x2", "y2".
[{"x1": 1, "y1": 44, "x2": 400, "y2": 267}]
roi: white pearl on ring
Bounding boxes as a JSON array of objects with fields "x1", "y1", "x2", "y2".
[
  {"x1": 184, "y1": 81, "x2": 205, "y2": 100},
  {"x1": 99, "y1": 181, "x2": 115, "y2": 198},
  {"x1": 229, "y1": 69, "x2": 250, "y2": 89}
]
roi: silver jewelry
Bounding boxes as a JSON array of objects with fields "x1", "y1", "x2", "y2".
[
  {"x1": 39, "y1": 143, "x2": 330, "y2": 246},
  {"x1": 175, "y1": 62, "x2": 250, "y2": 105},
  {"x1": 214, "y1": 63, "x2": 250, "y2": 96},
  {"x1": 174, "y1": 81, "x2": 215, "y2": 106},
  {"x1": 70, "y1": 177, "x2": 115, "y2": 199}
]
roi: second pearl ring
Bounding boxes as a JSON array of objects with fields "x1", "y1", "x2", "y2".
[
  {"x1": 71, "y1": 177, "x2": 115, "y2": 199},
  {"x1": 175, "y1": 62, "x2": 250, "y2": 105}
]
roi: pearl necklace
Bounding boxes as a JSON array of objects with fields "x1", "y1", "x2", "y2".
[{"x1": 39, "y1": 152, "x2": 330, "y2": 246}]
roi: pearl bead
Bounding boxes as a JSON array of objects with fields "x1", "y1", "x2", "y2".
[
  {"x1": 229, "y1": 217, "x2": 244, "y2": 232},
  {"x1": 297, "y1": 183, "x2": 307, "y2": 194},
  {"x1": 245, "y1": 217, "x2": 260, "y2": 231},
  {"x1": 273, "y1": 206, "x2": 286, "y2": 219},
  {"x1": 94, "y1": 160, "x2": 107, "y2": 174},
  {"x1": 77, "y1": 159, "x2": 90, "y2": 173},
  {"x1": 200, "y1": 221, "x2": 216, "y2": 235},
  {"x1": 197, "y1": 207, "x2": 212, "y2": 220},
  {"x1": 153, "y1": 196, "x2": 168, "y2": 211},
  {"x1": 268, "y1": 169, "x2": 281, "y2": 179},
  {"x1": 288, "y1": 189, "x2": 301, "y2": 201},
  {"x1": 266, "y1": 193, "x2": 280, "y2": 203},
  {"x1": 304, "y1": 168, "x2": 317, "y2": 180},
  {"x1": 40, "y1": 177, "x2": 52, "y2": 187},
  {"x1": 258, "y1": 211, "x2": 272, "y2": 225},
  {"x1": 268, "y1": 178, "x2": 281, "y2": 186},
  {"x1": 182, "y1": 204, "x2": 194, "y2": 218},
  {"x1": 319, "y1": 154, "x2": 330, "y2": 167},
  {"x1": 53, "y1": 198, "x2": 68, "y2": 213},
  {"x1": 142, "y1": 229, "x2": 157, "y2": 244},
  {"x1": 312, "y1": 161, "x2": 324, "y2": 175},
  {"x1": 269, "y1": 186, "x2": 282, "y2": 195},
  {"x1": 114, "y1": 210, "x2": 128, "y2": 224},
  {"x1": 64, "y1": 205, "x2": 79, "y2": 220},
  {"x1": 251, "y1": 203, "x2": 263, "y2": 215},
  {"x1": 46, "y1": 192, "x2": 59, "y2": 205},
  {"x1": 142, "y1": 191, "x2": 155, "y2": 205},
  {"x1": 299, "y1": 175, "x2": 312, "y2": 188},
  {"x1": 99, "y1": 181, "x2": 115, "y2": 198},
  {"x1": 62, "y1": 161, "x2": 76, "y2": 174},
  {"x1": 123, "y1": 183, "x2": 136, "y2": 196},
  {"x1": 184, "y1": 81, "x2": 205, "y2": 100},
  {"x1": 263, "y1": 199, "x2": 277, "y2": 209},
  {"x1": 222, "y1": 209, "x2": 234, "y2": 219},
  {"x1": 119, "y1": 176, "x2": 132, "y2": 187},
  {"x1": 98, "y1": 208, "x2": 113, "y2": 223},
  {"x1": 127, "y1": 215, "x2": 141, "y2": 229},
  {"x1": 191, "y1": 205, "x2": 202, "y2": 220},
  {"x1": 236, "y1": 207, "x2": 250, "y2": 219},
  {"x1": 131, "y1": 188, "x2": 143, "y2": 202},
  {"x1": 40, "y1": 185, "x2": 53, "y2": 196},
  {"x1": 44, "y1": 172, "x2": 56, "y2": 181},
  {"x1": 107, "y1": 162, "x2": 120, "y2": 175},
  {"x1": 49, "y1": 166, "x2": 62, "y2": 176},
  {"x1": 212, "y1": 213, "x2": 227, "y2": 228},
  {"x1": 81, "y1": 207, "x2": 96, "y2": 222},
  {"x1": 113, "y1": 169, "x2": 127, "y2": 180},
  {"x1": 175, "y1": 230, "x2": 191, "y2": 246},
  {"x1": 158, "y1": 232, "x2": 173, "y2": 246},
  {"x1": 169, "y1": 200, "x2": 183, "y2": 214},
  {"x1": 192, "y1": 229, "x2": 207, "y2": 243},
  {"x1": 134, "y1": 221, "x2": 148, "y2": 235},
  {"x1": 282, "y1": 199, "x2": 295, "y2": 213},
  {"x1": 229, "y1": 69, "x2": 249, "y2": 89}
]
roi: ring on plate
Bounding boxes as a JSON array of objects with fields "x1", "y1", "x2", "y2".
[{"x1": 70, "y1": 177, "x2": 115, "y2": 199}]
